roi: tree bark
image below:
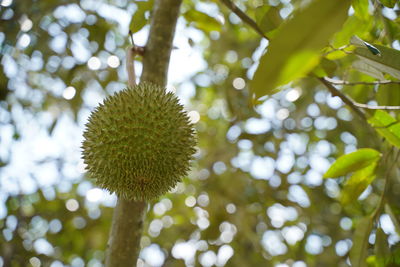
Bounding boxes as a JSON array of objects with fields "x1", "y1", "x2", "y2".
[
  {"x1": 105, "y1": 0, "x2": 182, "y2": 266},
  {"x1": 105, "y1": 198, "x2": 146, "y2": 267},
  {"x1": 141, "y1": 0, "x2": 182, "y2": 87}
]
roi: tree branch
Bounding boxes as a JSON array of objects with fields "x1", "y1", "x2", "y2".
[
  {"x1": 323, "y1": 76, "x2": 400, "y2": 86},
  {"x1": 105, "y1": 199, "x2": 146, "y2": 267},
  {"x1": 105, "y1": 0, "x2": 182, "y2": 266},
  {"x1": 319, "y1": 77, "x2": 400, "y2": 115},
  {"x1": 318, "y1": 77, "x2": 366, "y2": 120},
  {"x1": 126, "y1": 32, "x2": 146, "y2": 87},
  {"x1": 352, "y1": 102, "x2": 400, "y2": 110},
  {"x1": 219, "y1": 0, "x2": 269, "y2": 41}
]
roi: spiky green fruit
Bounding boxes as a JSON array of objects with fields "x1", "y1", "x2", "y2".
[{"x1": 82, "y1": 83, "x2": 196, "y2": 201}]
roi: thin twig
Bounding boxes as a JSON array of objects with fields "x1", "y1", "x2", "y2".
[
  {"x1": 126, "y1": 32, "x2": 145, "y2": 87},
  {"x1": 126, "y1": 31, "x2": 136, "y2": 87},
  {"x1": 319, "y1": 77, "x2": 400, "y2": 113},
  {"x1": 129, "y1": 30, "x2": 135, "y2": 46},
  {"x1": 353, "y1": 102, "x2": 400, "y2": 110},
  {"x1": 324, "y1": 77, "x2": 400, "y2": 86},
  {"x1": 219, "y1": 0, "x2": 269, "y2": 40},
  {"x1": 126, "y1": 47, "x2": 136, "y2": 87},
  {"x1": 322, "y1": 44, "x2": 351, "y2": 57},
  {"x1": 318, "y1": 77, "x2": 366, "y2": 120}
]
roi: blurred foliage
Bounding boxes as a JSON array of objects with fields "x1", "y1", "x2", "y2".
[{"x1": 1, "y1": 0, "x2": 400, "y2": 267}]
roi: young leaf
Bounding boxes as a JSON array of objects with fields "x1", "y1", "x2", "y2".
[
  {"x1": 340, "y1": 163, "x2": 377, "y2": 205},
  {"x1": 183, "y1": 9, "x2": 221, "y2": 33},
  {"x1": 251, "y1": 0, "x2": 350, "y2": 98},
  {"x1": 368, "y1": 110, "x2": 400, "y2": 148},
  {"x1": 350, "y1": 216, "x2": 373, "y2": 267},
  {"x1": 352, "y1": 0, "x2": 370, "y2": 20},
  {"x1": 332, "y1": 16, "x2": 372, "y2": 47},
  {"x1": 129, "y1": 0, "x2": 154, "y2": 33},
  {"x1": 324, "y1": 148, "x2": 381, "y2": 178}
]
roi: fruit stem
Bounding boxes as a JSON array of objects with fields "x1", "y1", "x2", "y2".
[{"x1": 126, "y1": 47, "x2": 136, "y2": 87}]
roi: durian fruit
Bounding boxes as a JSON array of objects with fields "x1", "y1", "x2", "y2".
[{"x1": 82, "y1": 82, "x2": 196, "y2": 201}]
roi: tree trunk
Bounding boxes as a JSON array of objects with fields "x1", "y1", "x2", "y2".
[
  {"x1": 141, "y1": 0, "x2": 182, "y2": 87},
  {"x1": 105, "y1": 0, "x2": 182, "y2": 266}
]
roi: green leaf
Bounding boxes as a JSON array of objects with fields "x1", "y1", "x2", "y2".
[
  {"x1": 380, "y1": 0, "x2": 397, "y2": 8},
  {"x1": 375, "y1": 227, "x2": 391, "y2": 267},
  {"x1": 183, "y1": 9, "x2": 221, "y2": 33},
  {"x1": 350, "y1": 216, "x2": 374, "y2": 267},
  {"x1": 376, "y1": 83, "x2": 400, "y2": 107},
  {"x1": 385, "y1": 204, "x2": 400, "y2": 235},
  {"x1": 324, "y1": 148, "x2": 381, "y2": 178},
  {"x1": 352, "y1": 0, "x2": 370, "y2": 20},
  {"x1": 332, "y1": 16, "x2": 372, "y2": 47},
  {"x1": 352, "y1": 60, "x2": 385, "y2": 80},
  {"x1": 129, "y1": 0, "x2": 154, "y2": 33},
  {"x1": 340, "y1": 162, "x2": 377, "y2": 205},
  {"x1": 318, "y1": 58, "x2": 338, "y2": 76},
  {"x1": 255, "y1": 5, "x2": 270, "y2": 23},
  {"x1": 366, "y1": 255, "x2": 378, "y2": 266},
  {"x1": 353, "y1": 43, "x2": 400, "y2": 79},
  {"x1": 278, "y1": 50, "x2": 321, "y2": 86},
  {"x1": 251, "y1": 0, "x2": 350, "y2": 98},
  {"x1": 325, "y1": 49, "x2": 348, "y2": 60},
  {"x1": 368, "y1": 110, "x2": 400, "y2": 148},
  {"x1": 256, "y1": 6, "x2": 283, "y2": 33}
]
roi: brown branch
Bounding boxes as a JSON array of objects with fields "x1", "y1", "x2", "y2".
[
  {"x1": 126, "y1": 32, "x2": 145, "y2": 87},
  {"x1": 323, "y1": 76, "x2": 400, "y2": 86},
  {"x1": 219, "y1": 0, "x2": 269, "y2": 40},
  {"x1": 318, "y1": 77, "x2": 366, "y2": 120},
  {"x1": 126, "y1": 47, "x2": 136, "y2": 87}
]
